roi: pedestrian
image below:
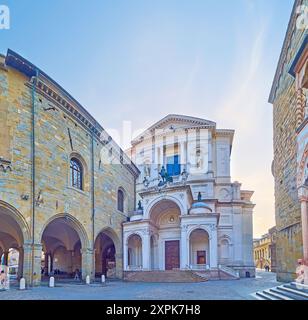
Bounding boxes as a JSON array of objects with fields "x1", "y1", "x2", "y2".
[
  {"x1": 74, "y1": 269, "x2": 80, "y2": 281},
  {"x1": 296, "y1": 259, "x2": 305, "y2": 284},
  {"x1": 0, "y1": 270, "x2": 8, "y2": 290}
]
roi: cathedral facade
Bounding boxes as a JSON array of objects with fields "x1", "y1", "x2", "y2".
[{"x1": 124, "y1": 115, "x2": 255, "y2": 279}]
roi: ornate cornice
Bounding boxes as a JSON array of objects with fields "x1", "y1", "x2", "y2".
[
  {"x1": 269, "y1": 0, "x2": 303, "y2": 104},
  {"x1": 5, "y1": 49, "x2": 140, "y2": 178}
]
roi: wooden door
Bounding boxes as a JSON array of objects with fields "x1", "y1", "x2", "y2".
[{"x1": 165, "y1": 240, "x2": 180, "y2": 270}]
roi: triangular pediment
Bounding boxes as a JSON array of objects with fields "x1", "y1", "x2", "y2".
[{"x1": 132, "y1": 114, "x2": 216, "y2": 146}]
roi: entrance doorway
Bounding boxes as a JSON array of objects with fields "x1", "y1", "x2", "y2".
[{"x1": 165, "y1": 240, "x2": 180, "y2": 270}]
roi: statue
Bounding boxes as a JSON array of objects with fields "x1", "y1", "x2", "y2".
[
  {"x1": 159, "y1": 166, "x2": 167, "y2": 182},
  {"x1": 143, "y1": 177, "x2": 150, "y2": 188},
  {"x1": 144, "y1": 164, "x2": 151, "y2": 177},
  {"x1": 181, "y1": 168, "x2": 188, "y2": 182},
  {"x1": 197, "y1": 192, "x2": 202, "y2": 202},
  {"x1": 137, "y1": 200, "x2": 143, "y2": 211},
  {"x1": 158, "y1": 166, "x2": 173, "y2": 187}
]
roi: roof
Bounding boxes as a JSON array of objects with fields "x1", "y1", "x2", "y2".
[
  {"x1": 268, "y1": 0, "x2": 302, "y2": 104},
  {"x1": 131, "y1": 114, "x2": 234, "y2": 146}
]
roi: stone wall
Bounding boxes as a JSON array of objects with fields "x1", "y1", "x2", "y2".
[
  {"x1": 0, "y1": 53, "x2": 137, "y2": 285},
  {"x1": 270, "y1": 0, "x2": 306, "y2": 282}
]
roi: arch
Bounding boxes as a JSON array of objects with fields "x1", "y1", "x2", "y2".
[
  {"x1": 69, "y1": 152, "x2": 88, "y2": 191},
  {"x1": 124, "y1": 231, "x2": 144, "y2": 245},
  {"x1": 189, "y1": 228, "x2": 210, "y2": 267},
  {"x1": 146, "y1": 195, "x2": 185, "y2": 219},
  {"x1": 94, "y1": 227, "x2": 120, "y2": 249},
  {"x1": 39, "y1": 213, "x2": 90, "y2": 250},
  {"x1": 94, "y1": 227, "x2": 121, "y2": 278},
  {"x1": 69, "y1": 152, "x2": 88, "y2": 173},
  {"x1": 117, "y1": 187, "x2": 125, "y2": 213},
  {"x1": 218, "y1": 234, "x2": 232, "y2": 245},
  {"x1": 187, "y1": 225, "x2": 212, "y2": 240},
  {"x1": 127, "y1": 233, "x2": 143, "y2": 269},
  {"x1": 70, "y1": 157, "x2": 83, "y2": 190},
  {"x1": 219, "y1": 238, "x2": 231, "y2": 261},
  {"x1": 40, "y1": 214, "x2": 89, "y2": 279},
  {"x1": 0, "y1": 200, "x2": 31, "y2": 244}
]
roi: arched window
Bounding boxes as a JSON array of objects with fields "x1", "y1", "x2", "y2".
[
  {"x1": 220, "y1": 239, "x2": 230, "y2": 260},
  {"x1": 70, "y1": 158, "x2": 83, "y2": 190},
  {"x1": 117, "y1": 189, "x2": 124, "y2": 212}
]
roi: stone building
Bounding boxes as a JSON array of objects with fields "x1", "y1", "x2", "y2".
[
  {"x1": 268, "y1": 226, "x2": 277, "y2": 272},
  {"x1": 0, "y1": 49, "x2": 139, "y2": 286},
  {"x1": 124, "y1": 114, "x2": 255, "y2": 280},
  {"x1": 269, "y1": 0, "x2": 308, "y2": 282},
  {"x1": 253, "y1": 227, "x2": 277, "y2": 272}
]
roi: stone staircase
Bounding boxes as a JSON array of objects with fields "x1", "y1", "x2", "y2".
[
  {"x1": 252, "y1": 282, "x2": 308, "y2": 300},
  {"x1": 218, "y1": 265, "x2": 240, "y2": 280},
  {"x1": 124, "y1": 269, "x2": 238, "y2": 283}
]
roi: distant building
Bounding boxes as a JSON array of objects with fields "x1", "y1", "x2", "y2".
[
  {"x1": 268, "y1": 227, "x2": 277, "y2": 272},
  {"x1": 253, "y1": 227, "x2": 277, "y2": 272}
]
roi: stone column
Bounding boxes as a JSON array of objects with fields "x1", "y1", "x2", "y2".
[
  {"x1": 68, "y1": 250, "x2": 74, "y2": 275},
  {"x1": 159, "y1": 145, "x2": 164, "y2": 168},
  {"x1": 3, "y1": 250, "x2": 9, "y2": 266},
  {"x1": 180, "y1": 225, "x2": 188, "y2": 269},
  {"x1": 17, "y1": 247, "x2": 24, "y2": 280},
  {"x1": 180, "y1": 141, "x2": 186, "y2": 168},
  {"x1": 210, "y1": 226, "x2": 218, "y2": 269},
  {"x1": 155, "y1": 145, "x2": 159, "y2": 173},
  {"x1": 44, "y1": 252, "x2": 49, "y2": 276},
  {"x1": 142, "y1": 231, "x2": 151, "y2": 271},
  {"x1": 208, "y1": 131, "x2": 213, "y2": 176},
  {"x1": 22, "y1": 243, "x2": 32, "y2": 287},
  {"x1": 233, "y1": 208, "x2": 243, "y2": 265},
  {"x1": 123, "y1": 238, "x2": 128, "y2": 271},
  {"x1": 115, "y1": 252, "x2": 123, "y2": 279},
  {"x1": 299, "y1": 187, "x2": 308, "y2": 263},
  {"x1": 32, "y1": 243, "x2": 43, "y2": 286},
  {"x1": 49, "y1": 253, "x2": 53, "y2": 273},
  {"x1": 81, "y1": 248, "x2": 94, "y2": 280}
]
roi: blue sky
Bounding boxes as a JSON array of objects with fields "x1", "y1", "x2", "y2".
[{"x1": 0, "y1": 0, "x2": 295, "y2": 237}]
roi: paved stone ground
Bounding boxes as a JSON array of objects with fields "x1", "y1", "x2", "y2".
[{"x1": 0, "y1": 270, "x2": 281, "y2": 300}]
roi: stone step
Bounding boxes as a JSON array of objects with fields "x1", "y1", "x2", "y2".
[
  {"x1": 290, "y1": 282, "x2": 308, "y2": 293},
  {"x1": 255, "y1": 291, "x2": 279, "y2": 300},
  {"x1": 124, "y1": 270, "x2": 236, "y2": 283},
  {"x1": 253, "y1": 282, "x2": 308, "y2": 301},
  {"x1": 277, "y1": 285, "x2": 308, "y2": 300},
  {"x1": 124, "y1": 271, "x2": 206, "y2": 283},
  {"x1": 267, "y1": 288, "x2": 293, "y2": 300}
]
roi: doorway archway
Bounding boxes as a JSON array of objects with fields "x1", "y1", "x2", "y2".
[
  {"x1": 40, "y1": 215, "x2": 89, "y2": 281},
  {"x1": 189, "y1": 229, "x2": 210, "y2": 269},
  {"x1": 94, "y1": 228, "x2": 120, "y2": 278}
]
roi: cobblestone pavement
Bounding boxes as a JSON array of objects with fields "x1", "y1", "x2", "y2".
[{"x1": 0, "y1": 270, "x2": 281, "y2": 300}]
